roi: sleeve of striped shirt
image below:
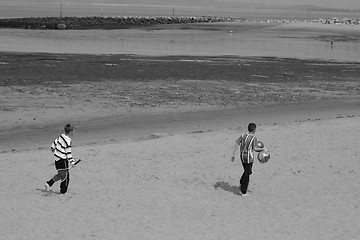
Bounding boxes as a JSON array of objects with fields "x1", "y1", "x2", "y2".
[
  {"x1": 51, "y1": 142, "x2": 55, "y2": 152},
  {"x1": 251, "y1": 136, "x2": 257, "y2": 149},
  {"x1": 67, "y1": 147, "x2": 74, "y2": 164},
  {"x1": 235, "y1": 134, "x2": 243, "y2": 145},
  {"x1": 64, "y1": 138, "x2": 74, "y2": 164}
]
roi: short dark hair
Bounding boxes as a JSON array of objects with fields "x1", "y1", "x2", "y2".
[
  {"x1": 64, "y1": 124, "x2": 74, "y2": 134},
  {"x1": 248, "y1": 123, "x2": 256, "y2": 132}
]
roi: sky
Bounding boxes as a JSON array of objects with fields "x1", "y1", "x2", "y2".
[
  {"x1": 1, "y1": 0, "x2": 360, "y2": 10},
  {"x1": 77, "y1": 0, "x2": 358, "y2": 9},
  {"x1": 254, "y1": 0, "x2": 360, "y2": 9}
]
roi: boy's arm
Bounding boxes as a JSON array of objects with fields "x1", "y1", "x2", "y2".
[
  {"x1": 253, "y1": 138, "x2": 265, "y2": 152},
  {"x1": 50, "y1": 141, "x2": 55, "y2": 153},
  {"x1": 66, "y1": 146, "x2": 75, "y2": 166},
  {"x1": 231, "y1": 138, "x2": 241, "y2": 162}
]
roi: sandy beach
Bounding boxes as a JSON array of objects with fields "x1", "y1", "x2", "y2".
[{"x1": 0, "y1": 21, "x2": 360, "y2": 240}]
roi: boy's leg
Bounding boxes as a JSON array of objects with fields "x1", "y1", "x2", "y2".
[
  {"x1": 240, "y1": 162, "x2": 253, "y2": 194},
  {"x1": 239, "y1": 155, "x2": 245, "y2": 189},
  {"x1": 45, "y1": 170, "x2": 67, "y2": 190},
  {"x1": 59, "y1": 170, "x2": 70, "y2": 194},
  {"x1": 45, "y1": 159, "x2": 68, "y2": 192}
]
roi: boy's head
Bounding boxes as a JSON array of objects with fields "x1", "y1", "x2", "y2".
[
  {"x1": 248, "y1": 123, "x2": 256, "y2": 133},
  {"x1": 64, "y1": 124, "x2": 74, "y2": 134}
]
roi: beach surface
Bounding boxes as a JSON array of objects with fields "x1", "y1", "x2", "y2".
[{"x1": 0, "y1": 22, "x2": 360, "y2": 240}]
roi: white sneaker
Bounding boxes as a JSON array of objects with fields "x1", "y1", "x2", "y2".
[
  {"x1": 240, "y1": 193, "x2": 249, "y2": 196},
  {"x1": 44, "y1": 183, "x2": 50, "y2": 192}
]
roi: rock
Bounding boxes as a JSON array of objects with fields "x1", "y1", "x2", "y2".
[{"x1": 57, "y1": 23, "x2": 67, "y2": 30}]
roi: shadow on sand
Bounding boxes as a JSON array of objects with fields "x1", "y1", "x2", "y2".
[
  {"x1": 214, "y1": 181, "x2": 240, "y2": 195},
  {"x1": 36, "y1": 188, "x2": 60, "y2": 196}
]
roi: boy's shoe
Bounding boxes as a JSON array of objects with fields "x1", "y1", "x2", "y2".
[
  {"x1": 240, "y1": 193, "x2": 249, "y2": 196},
  {"x1": 44, "y1": 182, "x2": 50, "y2": 192}
]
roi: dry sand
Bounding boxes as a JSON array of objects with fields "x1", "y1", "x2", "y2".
[
  {"x1": 1, "y1": 104, "x2": 359, "y2": 240},
  {"x1": 0, "y1": 22, "x2": 360, "y2": 240}
]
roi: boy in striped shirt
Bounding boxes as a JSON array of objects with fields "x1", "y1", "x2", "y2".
[
  {"x1": 44, "y1": 124, "x2": 76, "y2": 194},
  {"x1": 231, "y1": 123, "x2": 264, "y2": 196}
]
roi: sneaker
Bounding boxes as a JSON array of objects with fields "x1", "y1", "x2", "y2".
[
  {"x1": 240, "y1": 193, "x2": 249, "y2": 196},
  {"x1": 44, "y1": 182, "x2": 50, "y2": 192}
]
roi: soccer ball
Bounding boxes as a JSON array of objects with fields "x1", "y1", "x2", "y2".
[
  {"x1": 255, "y1": 141, "x2": 265, "y2": 152},
  {"x1": 258, "y1": 150, "x2": 270, "y2": 163},
  {"x1": 256, "y1": 141, "x2": 264, "y2": 148}
]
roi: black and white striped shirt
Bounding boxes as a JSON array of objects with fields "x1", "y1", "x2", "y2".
[
  {"x1": 51, "y1": 134, "x2": 74, "y2": 164},
  {"x1": 236, "y1": 133, "x2": 257, "y2": 163}
]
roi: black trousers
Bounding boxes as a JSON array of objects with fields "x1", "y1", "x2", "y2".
[
  {"x1": 240, "y1": 161, "x2": 253, "y2": 194},
  {"x1": 59, "y1": 170, "x2": 70, "y2": 194},
  {"x1": 47, "y1": 169, "x2": 70, "y2": 194},
  {"x1": 48, "y1": 159, "x2": 70, "y2": 194}
]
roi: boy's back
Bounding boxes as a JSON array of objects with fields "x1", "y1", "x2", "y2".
[{"x1": 237, "y1": 132, "x2": 257, "y2": 163}]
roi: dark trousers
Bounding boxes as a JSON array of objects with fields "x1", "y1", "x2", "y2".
[
  {"x1": 240, "y1": 161, "x2": 253, "y2": 194},
  {"x1": 48, "y1": 169, "x2": 70, "y2": 194},
  {"x1": 59, "y1": 170, "x2": 70, "y2": 194}
]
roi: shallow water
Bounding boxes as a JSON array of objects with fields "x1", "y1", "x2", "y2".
[{"x1": 1, "y1": 23, "x2": 359, "y2": 62}]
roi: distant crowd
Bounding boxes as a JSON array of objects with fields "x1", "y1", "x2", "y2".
[
  {"x1": 0, "y1": 16, "x2": 240, "y2": 30},
  {"x1": 0, "y1": 15, "x2": 358, "y2": 30},
  {"x1": 244, "y1": 17, "x2": 360, "y2": 26}
]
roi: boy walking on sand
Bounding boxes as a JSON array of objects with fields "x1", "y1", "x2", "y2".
[
  {"x1": 44, "y1": 124, "x2": 76, "y2": 194},
  {"x1": 231, "y1": 123, "x2": 264, "y2": 196}
]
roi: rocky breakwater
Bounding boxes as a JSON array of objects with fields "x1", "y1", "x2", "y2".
[{"x1": 0, "y1": 16, "x2": 241, "y2": 30}]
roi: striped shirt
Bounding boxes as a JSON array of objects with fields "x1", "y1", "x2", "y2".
[
  {"x1": 236, "y1": 133, "x2": 258, "y2": 163},
  {"x1": 51, "y1": 134, "x2": 74, "y2": 164}
]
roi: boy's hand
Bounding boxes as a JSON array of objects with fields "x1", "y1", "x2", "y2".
[
  {"x1": 72, "y1": 159, "x2": 82, "y2": 167},
  {"x1": 70, "y1": 160, "x2": 78, "y2": 168}
]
